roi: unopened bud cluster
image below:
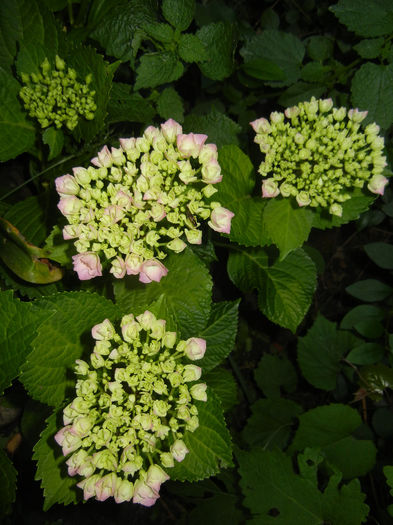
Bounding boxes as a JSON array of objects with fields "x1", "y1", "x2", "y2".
[
  {"x1": 55, "y1": 119, "x2": 234, "y2": 282},
  {"x1": 251, "y1": 97, "x2": 388, "y2": 217},
  {"x1": 19, "y1": 55, "x2": 96, "y2": 130},
  {"x1": 55, "y1": 311, "x2": 207, "y2": 506}
]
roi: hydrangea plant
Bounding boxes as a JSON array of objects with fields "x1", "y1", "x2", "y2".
[
  {"x1": 19, "y1": 55, "x2": 96, "y2": 131},
  {"x1": 55, "y1": 311, "x2": 207, "y2": 506},
  {"x1": 250, "y1": 97, "x2": 388, "y2": 217},
  {"x1": 55, "y1": 119, "x2": 234, "y2": 282}
]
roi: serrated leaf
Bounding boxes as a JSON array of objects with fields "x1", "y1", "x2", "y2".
[
  {"x1": 33, "y1": 409, "x2": 79, "y2": 511},
  {"x1": 0, "y1": 0, "x2": 23, "y2": 70},
  {"x1": 262, "y1": 199, "x2": 313, "y2": 259},
  {"x1": 254, "y1": 354, "x2": 297, "y2": 398},
  {"x1": 107, "y1": 82, "x2": 155, "y2": 124},
  {"x1": 297, "y1": 315, "x2": 361, "y2": 390},
  {"x1": 204, "y1": 367, "x2": 238, "y2": 412},
  {"x1": 238, "y1": 447, "x2": 369, "y2": 525},
  {"x1": 330, "y1": 0, "x2": 393, "y2": 37},
  {"x1": 113, "y1": 249, "x2": 212, "y2": 339},
  {"x1": 0, "y1": 290, "x2": 49, "y2": 396},
  {"x1": 178, "y1": 33, "x2": 207, "y2": 63},
  {"x1": 20, "y1": 292, "x2": 120, "y2": 406},
  {"x1": 197, "y1": 22, "x2": 237, "y2": 81},
  {"x1": 289, "y1": 404, "x2": 377, "y2": 479},
  {"x1": 0, "y1": 67, "x2": 35, "y2": 162},
  {"x1": 278, "y1": 81, "x2": 326, "y2": 107},
  {"x1": 184, "y1": 109, "x2": 241, "y2": 148},
  {"x1": 346, "y1": 278, "x2": 392, "y2": 302},
  {"x1": 157, "y1": 86, "x2": 184, "y2": 123},
  {"x1": 354, "y1": 38, "x2": 385, "y2": 59},
  {"x1": 364, "y1": 241, "x2": 393, "y2": 269},
  {"x1": 0, "y1": 448, "x2": 17, "y2": 516},
  {"x1": 351, "y1": 62, "x2": 393, "y2": 129},
  {"x1": 143, "y1": 22, "x2": 174, "y2": 43},
  {"x1": 214, "y1": 145, "x2": 270, "y2": 247},
  {"x1": 135, "y1": 52, "x2": 184, "y2": 90},
  {"x1": 301, "y1": 62, "x2": 331, "y2": 83},
  {"x1": 43, "y1": 127, "x2": 64, "y2": 160},
  {"x1": 306, "y1": 35, "x2": 334, "y2": 61},
  {"x1": 227, "y1": 248, "x2": 316, "y2": 333},
  {"x1": 198, "y1": 300, "x2": 239, "y2": 372},
  {"x1": 241, "y1": 30, "x2": 305, "y2": 87},
  {"x1": 4, "y1": 195, "x2": 47, "y2": 245},
  {"x1": 162, "y1": 0, "x2": 195, "y2": 31},
  {"x1": 15, "y1": 42, "x2": 47, "y2": 77},
  {"x1": 242, "y1": 398, "x2": 303, "y2": 449},
  {"x1": 170, "y1": 389, "x2": 232, "y2": 481}
]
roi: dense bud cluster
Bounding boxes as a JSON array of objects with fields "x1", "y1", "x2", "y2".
[
  {"x1": 55, "y1": 311, "x2": 207, "y2": 506},
  {"x1": 250, "y1": 97, "x2": 388, "y2": 217},
  {"x1": 19, "y1": 55, "x2": 96, "y2": 130},
  {"x1": 55, "y1": 119, "x2": 234, "y2": 282}
]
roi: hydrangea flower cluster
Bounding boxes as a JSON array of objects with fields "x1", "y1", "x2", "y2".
[
  {"x1": 250, "y1": 97, "x2": 388, "y2": 217},
  {"x1": 55, "y1": 311, "x2": 207, "y2": 506},
  {"x1": 55, "y1": 119, "x2": 234, "y2": 282},
  {"x1": 19, "y1": 55, "x2": 96, "y2": 130}
]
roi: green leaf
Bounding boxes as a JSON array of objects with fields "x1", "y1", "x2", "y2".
[
  {"x1": 289, "y1": 404, "x2": 377, "y2": 479},
  {"x1": 346, "y1": 278, "x2": 392, "y2": 302},
  {"x1": 347, "y1": 343, "x2": 385, "y2": 365},
  {"x1": 170, "y1": 388, "x2": 232, "y2": 481},
  {"x1": 340, "y1": 304, "x2": 385, "y2": 338},
  {"x1": 364, "y1": 241, "x2": 393, "y2": 269},
  {"x1": 242, "y1": 58, "x2": 285, "y2": 82},
  {"x1": 330, "y1": 0, "x2": 393, "y2": 37},
  {"x1": 33, "y1": 409, "x2": 79, "y2": 511},
  {"x1": 214, "y1": 145, "x2": 270, "y2": 247},
  {"x1": 241, "y1": 30, "x2": 305, "y2": 87},
  {"x1": 0, "y1": 448, "x2": 17, "y2": 516},
  {"x1": 254, "y1": 354, "x2": 297, "y2": 398},
  {"x1": 143, "y1": 22, "x2": 174, "y2": 44},
  {"x1": 135, "y1": 52, "x2": 184, "y2": 90},
  {"x1": 384, "y1": 465, "x2": 393, "y2": 511},
  {"x1": 184, "y1": 109, "x2": 241, "y2": 148},
  {"x1": 297, "y1": 315, "x2": 361, "y2": 390},
  {"x1": 4, "y1": 195, "x2": 47, "y2": 245},
  {"x1": 198, "y1": 300, "x2": 239, "y2": 372},
  {"x1": 178, "y1": 33, "x2": 207, "y2": 63},
  {"x1": 0, "y1": 67, "x2": 35, "y2": 162},
  {"x1": 196, "y1": 22, "x2": 237, "y2": 81},
  {"x1": 278, "y1": 81, "x2": 326, "y2": 107},
  {"x1": 0, "y1": 261, "x2": 59, "y2": 299},
  {"x1": 0, "y1": 290, "x2": 48, "y2": 396},
  {"x1": 0, "y1": 0, "x2": 23, "y2": 70},
  {"x1": 227, "y1": 248, "x2": 317, "y2": 333},
  {"x1": 162, "y1": 0, "x2": 195, "y2": 31},
  {"x1": 238, "y1": 447, "x2": 369, "y2": 525},
  {"x1": 301, "y1": 62, "x2": 331, "y2": 83},
  {"x1": 107, "y1": 82, "x2": 155, "y2": 124},
  {"x1": 15, "y1": 42, "x2": 47, "y2": 77},
  {"x1": 351, "y1": 62, "x2": 393, "y2": 129},
  {"x1": 113, "y1": 249, "x2": 212, "y2": 339},
  {"x1": 20, "y1": 292, "x2": 120, "y2": 406},
  {"x1": 354, "y1": 38, "x2": 385, "y2": 59},
  {"x1": 42, "y1": 127, "x2": 64, "y2": 161},
  {"x1": 90, "y1": 0, "x2": 157, "y2": 61},
  {"x1": 242, "y1": 398, "x2": 303, "y2": 449},
  {"x1": 361, "y1": 364, "x2": 393, "y2": 400},
  {"x1": 306, "y1": 35, "x2": 334, "y2": 61},
  {"x1": 262, "y1": 199, "x2": 313, "y2": 259},
  {"x1": 157, "y1": 86, "x2": 184, "y2": 123},
  {"x1": 204, "y1": 367, "x2": 238, "y2": 412}
]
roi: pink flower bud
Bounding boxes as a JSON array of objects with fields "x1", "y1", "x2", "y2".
[
  {"x1": 262, "y1": 178, "x2": 280, "y2": 198},
  {"x1": 91, "y1": 318, "x2": 115, "y2": 340},
  {"x1": 65, "y1": 449, "x2": 88, "y2": 476},
  {"x1": 72, "y1": 166, "x2": 91, "y2": 186},
  {"x1": 171, "y1": 439, "x2": 189, "y2": 462},
  {"x1": 190, "y1": 383, "x2": 207, "y2": 401},
  {"x1": 161, "y1": 118, "x2": 183, "y2": 143},
  {"x1": 103, "y1": 205, "x2": 124, "y2": 224},
  {"x1": 146, "y1": 465, "x2": 170, "y2": 492},
  {"x1": 208, "y1": 206, "x2": 234, "y2": 234},
  {"x1": 284, "y1": 106, "x2": 300, "y2": 119},
  {"x1": 72, "y1": 252, "x2": 102, "y2": 280},
  {"x1": 139, "y1": 259, "x2": 168, "y2": 284},
  {"x1": 368, "y1": 174, "x2": 389, "y2": 195},
  {"x1": 199, "y1": 143, "x2": 218, "y2": 164},
  {"x1": 144, "y1": 125, "x2": 160, "y2": 143},
  {"x1": 348, "y1": 108, "x2": 368, "y2": 122},
  {"x1": 110, "y1": 256, "x2": 126, "y2": 279},
  {"x1": 250, "y1": 117, "x2": 271, "y2": 134},
  {"x1": 63, "y1": 224, "x2": 81, "y2": 240},
  {"x1": 57, "y1": 196, "x2": 82, "y2": 216},
  {"x1": 177, "y1": 133, "x2": 208, "y2": 158},
  {"x1": 201, "y1": 158, "x2": 222, "y2": 184},
  {"x1": 133, "y1": 479, "x2": 159, "y2": 507},
  {"x1": 95, "y1": 473, "x2": 118, "y2": 501},
  {"x1": 91, "y1": 145, "x2": 112, "y2": 168},
  {"x1": 77, "y1": 474, "x2": 101, "y2": 501},
  {"x1": 114, "y1": 479, "x2": 134, "y2": 503},
  {"x1": 183, "y1": 364, "x2": 202, "y2": 382},
  {"x1": 184, "y1": 337, "x2": 206, "y2": 360},
  {"x1": 55, "y1": 174, "x2": 79, "y2": 197},
  {"x1": 125, "y1": 253, "x2": 143, "y2": 275},
  {"x1": 136, "y1": 310, "x2": 156, "y2": 331}
]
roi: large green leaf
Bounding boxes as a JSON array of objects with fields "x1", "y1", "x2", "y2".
[
  {"x1": 157, "y1": 86, "x2": 184, "y2": 123},
  {"x1": 254, "y1": 354, "x2": 297, "y2": 398},
  {"x1": 184, "y1": 109, "x2": 241, "y2": 148},
  {"x1": 33, "y1": 409, "x2": 79, "y2": 511},
  {"x1": 297, "y1": 315, "x2": 361, "y2": 390},
  {"x1": 197, "y1": 22, "x2": 237, "y2": 81},
  {"x1": 107, "y1": 82, "x2": 155, "y2": 124},
  {"x1": 4, "y1": 195, "x2": 48, "y2": 245},
  {"x1": 113, "y1": 249, "x2": 212, "y2": 339},
  {"x1": 204, "y1": 367, "x2": 238, "y2": 412},
  {"x1": 215, "y1": 145, "x2": 270, "y2": 247},
  {"x1": 170, "y1": 389, "x2": 232, "y2": 481},
  {"x1": 0, "y1": 449, "x2": 17, "y2": 517},
  {"x1": 0, "y1": 0, "x2": 23, "y2": 70},
  {"x1": 262, "y1": 199, "x2": 313, "y2": 259},
  {"x1": 0, "y1": 290, "x2": 49, "y2": 396},
  {"x1": 238, "y1": 447, "x2": 369, "y2": 525},
  {"x1": 289, "y1": 404, "x2": 377, "y2": 479},
  {"x1": 227, "y1": 248, "x2": 316, "y2": 333},
  {"x1": 198, "y1": 300, "x2": 239, "y2": 372},
  {"x1": 330, "y1": 0, "x2": 393, "y2": 37},
  {"x1": 134, "y1": 52, "x2": 184, "y2": 90},
  {"x1": 0, "y1": 67, "x2": 35, "y2": 162},
  {"x1": 20, "y1": 292, "x2": 120, "y2": 406},
  {"x1": 178, "y1": 33, "x2": 207, "y2": 63},
  {"x1": 162, "y1": 0, "x2": 195, "y2": 31}
]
